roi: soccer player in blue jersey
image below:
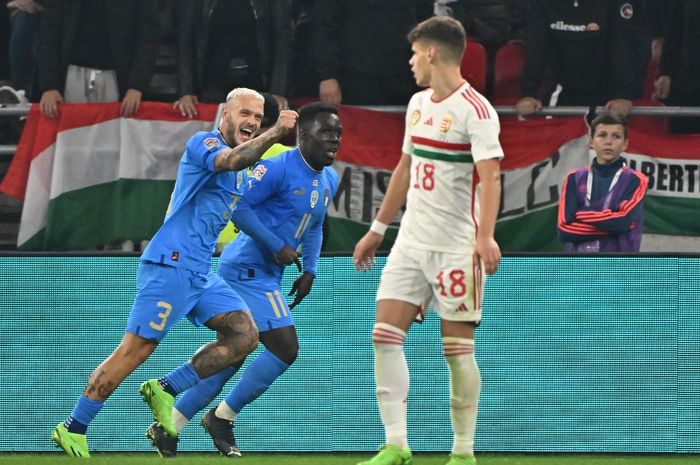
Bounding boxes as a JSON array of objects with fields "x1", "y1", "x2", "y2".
[
  {"x1": 50, "y1": 88, "x2": 299, "y2": 458},
  {"x1": 144, "y1": 102, "x2": 342, "y2": 458}
]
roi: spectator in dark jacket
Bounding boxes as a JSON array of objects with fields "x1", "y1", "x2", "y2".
[
  {"x1": 173, "y1": 0, "x2": 292, "y2": 118},
  {"x1": 142, "y1": 0, "x2": 179, "y2": 103},
  {"x1": 313, "y1": 0, "x2": 433, "y2": 106},
  {"x1": 5, "y1": 0, "x2": 43, "y2": 101},
  {"x1": 516, "y1": 0, "x2": 644, "y2": 118},
  {"x1": 653, "y1": 0, "x2": 700, "y2": 133},
  {"x1": 37, "y1": 0, "x2": 159, "y2": 118}
]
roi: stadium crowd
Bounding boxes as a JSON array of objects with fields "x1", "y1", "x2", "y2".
[{"x1": 0, "y1": 0, "x2": 692, "y2": 131}]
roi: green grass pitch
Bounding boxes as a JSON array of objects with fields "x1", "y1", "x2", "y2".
[{"x1": 0, "y1": 453, "x2": 698, "y2": 465}]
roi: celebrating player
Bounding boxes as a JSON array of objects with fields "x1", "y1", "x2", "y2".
[
  {"x1": 144, "y1": 102, "x2": 342, "y2": 458},
  {"x1": 51, "y1": 88, "x2": 298, "y2": 458},
  {"x1": 353, "y1": 17, "x2": 504, "y2": 465}
]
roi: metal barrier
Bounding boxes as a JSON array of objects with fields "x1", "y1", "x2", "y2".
[{"x1": 2, "y1": 103, "x2": 700, "y2": 156}]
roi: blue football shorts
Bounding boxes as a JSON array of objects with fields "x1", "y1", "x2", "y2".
[
  {"x1": 218, "y1": 265, "x2": 293, "y2": 332},
  {"x1": 126, "y1": 261, "x2": 248, "y2": 342}
]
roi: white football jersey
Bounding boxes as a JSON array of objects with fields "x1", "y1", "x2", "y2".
[{"x1": 395, "y1": 81, "x2": 504, "y2": 254}]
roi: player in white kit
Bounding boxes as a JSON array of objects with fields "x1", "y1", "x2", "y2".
[{"x1": 353, "y1": 16, "x2": 504, "y2": 465}]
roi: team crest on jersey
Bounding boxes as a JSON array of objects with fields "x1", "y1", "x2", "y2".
[
  {"x1": 620, "y1": 3, "x2": 633, "y2": 19},
  {"x1": 440, "y1": 114, "x2": 453, "y2": 133},
  {"x1": 236, "y1": 171, "x2": 244, "y2": 189},
  {"x1": 250, "y1": 164, "x2": 267, "y2": 181},
  {"x1": 310, "y1": 190, "x2": 319, "y2": 208},
  {"x1": 203, "y1": 137, "x2": 220, "y2": 150},
  {"x1": 323, "y1": 189, "x2": 330, "y2": 207},
  {"x1": 410, "y1": 109, "x2": 421, "y2": 126}
]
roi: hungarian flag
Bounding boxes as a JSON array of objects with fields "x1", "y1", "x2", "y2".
[
  {"x1": 2, "y1": 105, "x2": 699, "y2": 252},
  {"x1": 1, "y1": 102, "x2": 217, "y2": 250},
  {"x1": 327, "y1": 109, "x2": 700, "y2": 252}
]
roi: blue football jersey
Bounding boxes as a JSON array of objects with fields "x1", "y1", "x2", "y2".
[
  {"x1": 141, "y1": 130, "x2": 247, "y2": 273},
  {"x1": 218, "y1": 147, "x2": 339, "y2": 281}
]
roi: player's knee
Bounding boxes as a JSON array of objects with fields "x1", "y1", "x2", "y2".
[
  {"x1": 117, "y1": 333, "x2": 157, "y2": 364},
  {"x1": 269, "y1": 339, "x2": 298, "y2": 366},
  {"x1": 220, "y1": 312, "x2": 259, "y2": 356},
  {"x1": 375, "y1": 387, "x2": 394, "y2": 400},
  {"x1": 449, "y1": 395, "x2": 473, "y2": 410},
  {"x1": 217, "y1": 311, "x2": 259, "y2": 351}
]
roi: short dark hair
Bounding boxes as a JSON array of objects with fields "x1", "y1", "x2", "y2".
[
  {"x1": 407, "y1": 16, "x2": 466, "y2": 65},
  {"x1": 590, "y1": 112, "x2": 628, "y2": 138},
  {"x1": 297, "y1": 102, "x2": 339, "y2": 129}
]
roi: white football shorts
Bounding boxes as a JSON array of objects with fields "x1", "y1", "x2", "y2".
[{"x1": 376, "y1": 242, "x2": 484, "y2": 322}]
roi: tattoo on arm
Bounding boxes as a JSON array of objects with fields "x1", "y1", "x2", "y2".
[{"x1": 214, "y1": 130, "x2": 281, "y2": 172}]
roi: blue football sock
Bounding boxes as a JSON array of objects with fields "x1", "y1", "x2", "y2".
[
  {"x1": 159, "y1": 363, "x2": 201, "y2": 397},
  {"x1": 175, "y1": 366, "x2": 237, "y2": 420},
  {"x1": 224, "y1": 351, "x2": 290, "y2": 413},
  {"x1": 65, "y1": 395, "x2": 104, "y2": 434}
]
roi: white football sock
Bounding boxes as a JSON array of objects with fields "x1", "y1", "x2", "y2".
[
  {"x1": 173, "y1": 407, "x2": 189, "y2": 434},
  {"x1": 373, "y1": 322, "x2": 409, "y2": 449},
  {"x1": 443, "y1": 337, "x2": 480, "y2": 456},
  {"x1": 215, "y1": 400, "x2": 238, "y2": 422}
]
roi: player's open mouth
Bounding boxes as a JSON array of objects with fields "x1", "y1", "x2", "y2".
[{"x1": 239, "y1": 127, "x2": 254, "y2": 141}]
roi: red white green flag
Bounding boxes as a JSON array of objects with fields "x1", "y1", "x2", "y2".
[{"x1": 2, "y1": 105, "x2": 699, "y2": 252}]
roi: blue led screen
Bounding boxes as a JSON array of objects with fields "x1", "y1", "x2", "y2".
[{"x1": 0, "y1": 255, "x2": 698, "y2": 453}]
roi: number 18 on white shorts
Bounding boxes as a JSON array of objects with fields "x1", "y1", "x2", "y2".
[{"x1": 376, "y1": 243, "x2": 485, "y2": 322}]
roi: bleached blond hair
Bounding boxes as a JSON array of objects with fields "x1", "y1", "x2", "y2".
[{"x1": 225, "y1": 88, "x2": 264, "y2": 105}]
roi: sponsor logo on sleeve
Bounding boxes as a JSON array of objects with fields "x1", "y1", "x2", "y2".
[
  {"x1": 250, "y1": 164, "x2": 267, "y2": 181},
  {"x1": 203, "y1": 137, "x2": 220, "y2": 150}
]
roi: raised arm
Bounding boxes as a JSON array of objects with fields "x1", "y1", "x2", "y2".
[{"x1": 214, "y1": 110, "x2": 298, "y2": 172}]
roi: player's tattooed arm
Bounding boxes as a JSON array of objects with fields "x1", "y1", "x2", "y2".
[{"x1": 214, "y1": 110, "x2": 298, "y2": 172}]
